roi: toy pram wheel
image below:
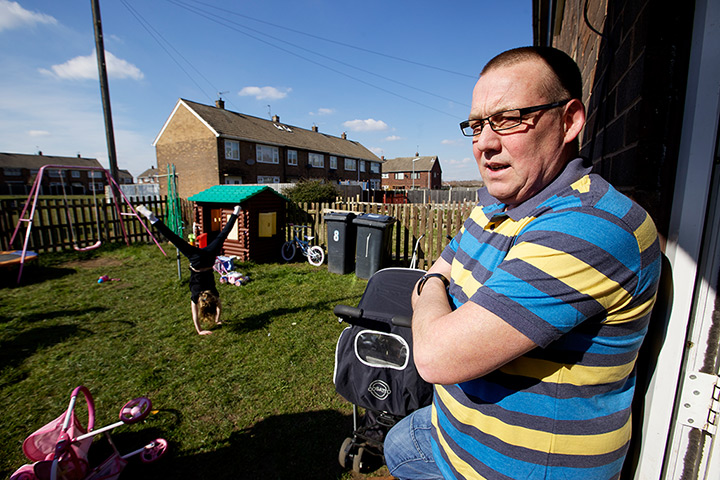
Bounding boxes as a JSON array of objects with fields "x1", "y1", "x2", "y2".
[
  {"x1": 338, "y1": 437, "x2": 353, "y2": 468},
  {"x1": 352, "y1": 446, "x2": 366, "y2": 473},
  {"x1": 120, "y1": 396, "x2": 151, "y2": 424},
  {"x1": 140, "y1": 438, "x2": 168, "y2": 463}
]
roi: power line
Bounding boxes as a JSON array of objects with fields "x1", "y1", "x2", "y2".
[
  {"x1": 179, "y1": 0, "x2": 476, "y2": 80},
  {"x1": 164, "y1": 0, "x2": 466, "y2": 118},
  {"x1": 121, "y1": 0, "x2": 216, "y2": 103},
  {"x1": 170, "y1": 0, "x2": 468, "y2": 108}
]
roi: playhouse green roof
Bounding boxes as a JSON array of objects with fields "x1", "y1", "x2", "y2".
[{"x1": 188, "y1": 185, "x2": 288, "y2": 204}]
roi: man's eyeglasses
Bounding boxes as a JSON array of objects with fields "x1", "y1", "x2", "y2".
[{"x1": 459, "y1": 99, "x2": 571, "y2": 137}]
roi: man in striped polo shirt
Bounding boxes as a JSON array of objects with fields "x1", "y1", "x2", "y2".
[{"x1": 384, "y1": 46, "x2": 661, "y2": 479}]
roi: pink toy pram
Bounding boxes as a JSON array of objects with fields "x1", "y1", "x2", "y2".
[{"x1": 10, "y1": 386, "x2": 167, "y2": 480}]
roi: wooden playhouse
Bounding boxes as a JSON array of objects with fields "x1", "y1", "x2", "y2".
[{"x1": 188, "y1": 185, "x2": 288, "y2": 262}]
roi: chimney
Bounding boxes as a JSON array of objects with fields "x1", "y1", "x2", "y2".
[
  {"x1": 215, "y1": 99, "x2": 225, "y2": 109},
  {"x1": 77, "y1": 153, "x2": 81, "y2": 158},
  {"x1": 381, "y1": 156, "x2": 385, "y2": 161},
  {"x1": 272, "y1": 114, "x2": 280, "y2": 123},
  {"x1": 341, "y1": 132, "x2": 347, "y2": 140},
  {"x1": 312, "y1": 125, "x2": 318, "y2": 132},
  {"x1": 38, "y1": 151, "x2": 42, "y2": 156}
]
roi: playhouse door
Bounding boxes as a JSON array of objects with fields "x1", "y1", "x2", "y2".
[{"x1": 210, "y1": 208, "x2": 222, "y2": 232}]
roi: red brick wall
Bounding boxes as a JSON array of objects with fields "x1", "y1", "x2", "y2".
[
  {"x1": 156, "y1": 106, "x2": 220, "y2": 199},
  {"x1": 550, "y1": 0, "x2": 694, "y2": 235}
]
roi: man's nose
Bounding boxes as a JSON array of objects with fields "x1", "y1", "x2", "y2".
[{"x1": 473, "y1": 125, "x2": 501, "y2": 153}]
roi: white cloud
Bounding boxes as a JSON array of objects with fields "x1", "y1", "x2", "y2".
[
  {"x1": 309, "y1": 107, "x2": 334, "y2": 116},
  {"x1": 39, "y1": 51, "x2": 144, "y2": 81},
  {"x1": 0, "y1": 0, "x2": 57, "y2": 32},
  {"x1": 28, "y1": 130, "x2": 50, "y2": 137},
  {"x1": 238, "y1": 86, "x2": 291, "y2": 101},
  {"x1": 342, "y1": 118, "x2": 388, "y2": 132},
  {"x1": 370, "y1": 147, "x2": 384, "y2": 157},
  {"x1": 441, "y1": 138, "x2": 464, "y2": 145},
  {"x1": 385, "y1": 135, "x2": 403, "y2": 141}
]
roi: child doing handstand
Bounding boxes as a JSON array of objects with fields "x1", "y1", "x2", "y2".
[{"x1": 138, "y1": 204, "x2": 241, "y2": 335}]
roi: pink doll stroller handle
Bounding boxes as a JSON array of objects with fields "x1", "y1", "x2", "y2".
[{"x1": 65, "y1": 386, "x2": 96, "y2": 433}]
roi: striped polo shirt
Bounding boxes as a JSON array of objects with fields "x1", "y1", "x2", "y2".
[{"x1": 435, "y1": 157, "x2": 661, "y2": 479}]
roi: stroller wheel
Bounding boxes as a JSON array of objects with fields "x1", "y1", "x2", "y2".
[
  {"x1": 120, "y1": 397, "x2": 151, "y2": 424},
  {"x1": 338, "y1": 437, "x2": 353, "y2": 468},
  {"x1": 140, "y1": 438, "x2": 168, "y2": 463},
  {"x1": 352, "y1": 446, "x2": 366, "y2": 473}
]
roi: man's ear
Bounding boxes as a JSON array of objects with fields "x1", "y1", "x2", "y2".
[{"x1": 562, "y1": 99, "x2": 586, "y2": 145}]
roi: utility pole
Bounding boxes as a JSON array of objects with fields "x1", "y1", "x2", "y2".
[{"x1": 91, "y1": 0, "x2": 119, "y2": 183}]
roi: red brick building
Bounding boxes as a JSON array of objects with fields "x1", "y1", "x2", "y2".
[
  {"x1": 381, "y1": 155, "x2": 442, "y2": 190},
  {"x1": 153, "y1": 99, "x2": 383, "y2": 199}
]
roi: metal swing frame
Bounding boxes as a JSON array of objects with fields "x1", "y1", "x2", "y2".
[{"x1": 9, "y1": 164, "x2": 166, "y2": 283}]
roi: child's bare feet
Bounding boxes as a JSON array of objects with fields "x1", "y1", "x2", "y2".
[{"x1": 198, "y1": 330, "x2": 213, "y2": 335}]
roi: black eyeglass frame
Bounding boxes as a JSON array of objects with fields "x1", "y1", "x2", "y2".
[{"x1": 459, "y1": 99, "x2": 572, "y2": 137}]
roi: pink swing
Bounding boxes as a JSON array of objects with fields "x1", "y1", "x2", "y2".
[{"x1": 60, "y1": 171, "x2": 102, "y2": 252}]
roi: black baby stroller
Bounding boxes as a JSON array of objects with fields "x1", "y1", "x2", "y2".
[{"x1": 333, "y1": 267, "x2": 433, "y2": 473}]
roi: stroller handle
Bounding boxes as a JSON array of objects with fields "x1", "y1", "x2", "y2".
[
  {"x1": 334, "y1": 304, "x2": 362, "y2": 321},
  {"x1": 391, "y1": 315, "x2": 412, "y2": 328},
  {"x1": 65, "y1": 386, "x2": 95, "y2": 433}
]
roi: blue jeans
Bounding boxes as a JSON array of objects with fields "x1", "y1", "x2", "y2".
[{"x1": 384, "y1": 406, "x2": 444, "y2": 479}]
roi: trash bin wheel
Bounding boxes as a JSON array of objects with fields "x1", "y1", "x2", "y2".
[{"x1": 307, "y1": 246, "x2": 325, "y2": 266}]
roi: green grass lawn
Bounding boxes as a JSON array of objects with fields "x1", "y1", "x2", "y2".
[{"x1": 0, "y1": 243, "x2": 393, "y2": 479}]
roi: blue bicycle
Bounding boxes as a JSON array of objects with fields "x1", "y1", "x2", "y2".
[{"x1": 281, "y1": 224, "x2": 325, "y2": 266}]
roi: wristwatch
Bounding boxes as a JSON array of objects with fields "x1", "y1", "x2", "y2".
[{"x1": 416, "y1": 273, "x2": 449, "y2": 295}]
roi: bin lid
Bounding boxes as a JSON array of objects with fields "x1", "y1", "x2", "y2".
[
  {"x1": 324, "y1": 211, "x2": 357, "y2": 222},
  {"x1": 353, "y1": 213, "x2": 396, "y2": 227}
]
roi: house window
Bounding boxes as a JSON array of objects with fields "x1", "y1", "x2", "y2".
[
  {"x1": 395, "y1": 173, "x2": 405, "y2": 180},
  {"x1": 71, "y1": 170, "x2": 81, "y2": 178},
  {"x1": 89, "y1": 171, "x2": 103, "y2": 178},
  {"x1": 4, "y1": 168, "x2": 21, "y2": 176},
  {"x1": 288, "y1": 150, "x2": 298, "y2": 166},
  {"x1": 344, "y1": 158, "x2": 356, "y2": 171},
  {"x1": 370, "y1": 162, "x2": 380, "y2": 174},
  {"x1": 359, "y1": 161, "x2": 366, "y2": 172},
  {"x1": 257, "y1": 145, "x2": 279, "y2": 164},
  {"x1": 330, "y1": 156, "x2": 338, "y2": 170},
  {"x1": 370, "y1": 179, "x2": 381, "y2": 189},
  {"x1": 381, "y1": 173, "x2": 389, "y2": 179},
  {"x1": 48, "y1": 169, "x2": 62, "y2": 178},
  {"x1": 257, "y1": 175, "x2": 280, "y2": 184},
  {"x1": 411, "y1": 172, "x2": 420, "y2": 179},
  {"x1": 225, "y1": 140, "x2": 240, "y2": 160},
  {"x1": 309, "y1": 153, "x2": 324, "y2": 168}
]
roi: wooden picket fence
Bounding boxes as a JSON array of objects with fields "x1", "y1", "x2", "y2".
[
  {"x1": 0, "y1": 196, "x2": 476, "y2": 269},
  {"x1": 288, "y1": 200, "x2": 476, "y2": 270},
  {"x1": 0, "y1": 196, "x2": 192, "y2": 254}
]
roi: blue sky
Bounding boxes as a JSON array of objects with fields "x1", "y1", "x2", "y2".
[{"x1": 0, "y1": 0, "x2": 532, "y2": 180}]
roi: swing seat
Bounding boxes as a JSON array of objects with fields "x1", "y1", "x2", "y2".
[{"x1": 73, "y1": 240, "x2": 102, "y2": 252}]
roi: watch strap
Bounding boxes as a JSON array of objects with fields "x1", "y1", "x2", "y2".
[{"x1": 416, "y1": 273, "x2": 449, "y2": 295}]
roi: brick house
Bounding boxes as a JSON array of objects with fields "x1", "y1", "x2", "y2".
[
  {"x1": 381, "y1": 155, "x2": 442, "y2": 190},
  {"x1": 534, "y1": 0, "x2": 719, "y2": 477},
  {"x1": 137, "y1": 166, "x2": 160, "y2": 184},
  {"x1": 0, "y1": 152, "x2": 108, "y2": 195},
  {"x1": 152, "y1": 99, "x2": 384, "y2": 199}
]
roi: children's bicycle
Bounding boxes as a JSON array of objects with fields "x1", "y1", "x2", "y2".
[{"x1": 281, "y1": 224, "x2": 325, "y2": 266}]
